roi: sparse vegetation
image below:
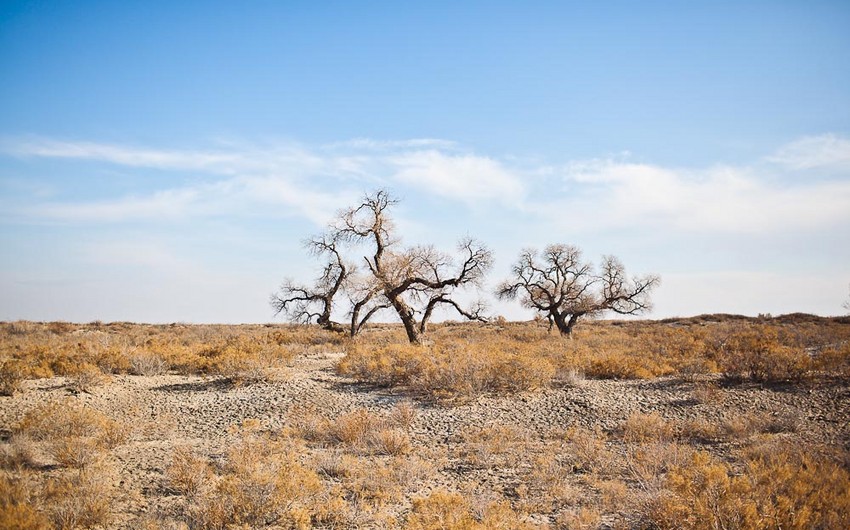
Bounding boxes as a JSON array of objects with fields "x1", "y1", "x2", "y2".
[{"x1": 0, "y1": 316, "x2": 848, "y2": 528}]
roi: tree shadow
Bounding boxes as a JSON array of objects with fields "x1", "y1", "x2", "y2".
[{"x1": 153, "y1": 377, "x2": 236, "y2": 393}]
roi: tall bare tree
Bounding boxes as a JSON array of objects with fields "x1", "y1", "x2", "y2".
[
  {"x1": 331, "y1": 190, "x2": 492, "y2": 344},
  {"x1": 270, "y1": 233, "x2": 349, "y2": 334},
  {"x1": 272, "y1": 190, "x2": 492, "y2": 343},
  {"x1": 496, "y1": 244, "x2": 659, "y2": 336}
]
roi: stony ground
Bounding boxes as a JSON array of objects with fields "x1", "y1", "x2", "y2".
[{"x1": 2, "y1": 349, "x2": 848, "y2": 528}]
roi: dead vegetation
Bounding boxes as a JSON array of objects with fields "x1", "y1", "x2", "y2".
[{"x1": 0, "y1": 316, "x2": 849, "y2": 528}]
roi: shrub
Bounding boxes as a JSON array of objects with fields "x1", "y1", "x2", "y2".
[
  {"x1": 13, "y1": 400, "x2": 126, "y2": 469},
  {"x1": 128, "y1": 351, "x2": 168, "y2": 376},
  {"x1": 621, "y1": 412, "x2": 675, "y2": 444},
  {"x1": 405, "y1": 490, "x2": 541, "y2": 530},
  {"x1": 66, "y1": 363, "x2": 109, "y2": 393},
  {"x1": 43, "y1": 466, "x2": 115, "y2": 529},
  {"x1": 339, "y1": 339, "x2": 555, "y2": 401},
  {"x1": 719, "y1": 327, "x2": 812, "y2": 383},
  {"x1": 0, "y1": 473, "x2": 49, "y2": 530},
  {"x1": 371, "y1": 429, "x2": 411, "y2": 456},
  {"x1": 557, "y1": 426, "x2": 610, "y2": 474},
  {"x1": 0, "y1": 359, "x2": 26, "y2": 396},
  {"x1": 647, "y1": 447, "x2": 850, "y2": 530},
  {"x1": 167, "y1": 447, "x2": 213, "y2": 496},
  {"x1": 181, "y1": 430, "x2": 323, "y2": 530}
]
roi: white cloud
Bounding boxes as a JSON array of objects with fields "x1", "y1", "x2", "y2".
[
  {"x1": 3, "y1": 136, "x2": 530, "y2": 223},
  {"x1": 4, "y1": 134, "x2": 850, "y2": 236},
  {"x1": 766, "y1": 134, "x2": 850, "y2": 170},
  {"x1": 549, "y1": 156, "x2": 850, "y2": 234},
  {"x1": 29, "y1": 188, "x2": 202, "y2": 222},
  {"x1": 390, "y1": 150, "x2": 525, "y2": 203}
]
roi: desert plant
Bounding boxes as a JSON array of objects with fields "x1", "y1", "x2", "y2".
[
  {"x1": 0, "y1": 473, "x2": 50, "y2": 530},
  {"x1": 0, "y1": 359, "x2": 26, "y2": 396},
  {"x1": 66, "y1": 363, "x2": 109, "y2": 393},
  {"x1": 13, "y1": 400, "x2": 126, "y2": 469},
  {"x1": 43, "y1": 465, "x2": 116, "y2": 530},
  {"x1": 719, "y1": 327, "x2": 812, "y2": 383}
]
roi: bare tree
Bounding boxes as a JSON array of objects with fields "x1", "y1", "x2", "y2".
[
  {"x1": 496, "y1": 244, "x2": 659, "y2": 337},
  {"x1": 272, "y1": 190, "x2": 492, "y2": 343},
  {"x1": 332, "y1": 190, "x2": 493, "y2": 344},
  {"x1": 270, "y1": 233, "x2": 348, "y2": 334}
]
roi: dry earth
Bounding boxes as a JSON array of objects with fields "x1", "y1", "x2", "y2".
[{"x1": 2, "y1": 349, "x2": 849, "y2": 528}]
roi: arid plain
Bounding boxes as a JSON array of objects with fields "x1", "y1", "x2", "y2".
[{"x1": 1, "y1": 316, "x2": 849, "y2": 529}]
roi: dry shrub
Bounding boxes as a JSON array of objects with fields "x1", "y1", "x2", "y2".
[
  {"x1": 371, "y1": 428, "x2": 411, "y2": 456},
  {"x1": 167, "y1": 447, "x2": 213, "y2": 496},
  {"x1": 43, "y1": 465, "x2": 115, "y2": 529},
  {"x1": 646, "y1": 447, "x2": 850, "y2": 530},
  {"x1": 624, "y1": 442, "x2": 694, "y2": 494},
  {"x1": 520, "y1": 449, "x2": 581, "y2": 513},
  {"x1": 558, "y1": 426, "x2": 610, "y2": 473},
  {"x1": 719, "y1": 327, "x2": 812, "y2": 383},
  {"x1": 335, "y1": 453, "x2": 434, "y2": 511},
  {"x1": 676, "y1": 419, "x2": 721, "y2": 444},
  {"x1": 292, "y1": 405, "x2": 415, "y2": 455},
  {"x1": 815, "y1": 341, "x2": 850, "y2": 377},
  {"x1": 314, "y1": 449, "x2": 358, "y2": 479},
  {"x1": 555, "y1": 506, "x2": 602, "y2": 530},
  {"x1": 388, "y1": 400, "x2": 418, "y2": 430},
  {"x1": 558, "y1": 367, "x2": 586, "y2": 387},
  {"x1": 66, "y1": 362, "x2": 109, "y2": 393},
  {"x1": 405, "y1": 490, "x2": 541, "y2": 530},
  {"x1": 211, "y1": 348, "x2": 288, "y2": 385},
  {"x1": 0, "y1": 473, "x2": 50, "y2": 530},
  {"x1": 13, "y1": 400, "x2": 126, "y2": 468},
  {"x1": 0, "y1": 358, "x2": 26, "y2": 396},
  {"x1": 331, "y1": 408, "x2": 383, "y2": 447},
  {"x1": 286, "y1": 404, "x2": 330, "y2": 442},
  {"x1": 690, "y1": 381, "x2": 724, "y2": 404},
  {"x1": 0, "y1": 437, "x2": 37, "y2": 471},
  {"x1": 621, "y1": 412, "x2": 675, "y2": 444},
  {"x1": 457, "y1": 424, "x2": 530, "y2": 469},
  {"x1": 586, "y1": 353, "x2": 661, "y2": 380},
  {"x1": 719, "y1": 411, "x2": 801, "y2": 441},
  {"x1": 128, "y1": 350, "x2": 168, "y2": 376},
  {"x1": 184, "y1": 431, "x2": 323, "y2": 529},
  {"x1": 339, "y1": 339, "x2": 555, "y2": 401}
]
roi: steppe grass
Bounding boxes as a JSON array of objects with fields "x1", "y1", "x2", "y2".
[{"x1": 1, "y1": 316, "x2": 849, "y2": 529}]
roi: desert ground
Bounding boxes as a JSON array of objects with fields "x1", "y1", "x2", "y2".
[{"x1": 1, "y1": 316, "x2": 849, "y2": 529}]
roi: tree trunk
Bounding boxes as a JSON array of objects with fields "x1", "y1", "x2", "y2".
[
  {"x1": 388, "y1": 294, "x2": 421, "y2": 344},
  {"x1": 552, "y1": 312, "x2": 582, "y2": 337}
]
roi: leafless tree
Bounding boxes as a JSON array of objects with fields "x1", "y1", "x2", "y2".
[
  {"x1": 496, "y1": 244, "x2": 659, "y2": 337},
  {"x1": 332, "y1": 190, "x2": 493, "y2": 344},
  {"x1": 270, "y1": 233, "x2": 349, "y2": 334},
  {"x1": 272, "y1": 190, "x2": 492, "y2": 343}
]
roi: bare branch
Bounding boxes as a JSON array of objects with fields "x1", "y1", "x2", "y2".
[{"x1": 496, "y1": 244, "x2": 659, "y2": 336}]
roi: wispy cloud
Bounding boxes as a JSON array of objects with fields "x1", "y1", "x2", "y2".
[
  {"x1": 1, "y1": 136, "x2": 528, "y2": 223},
  {"x1": 543, "y1": 149, "x2": 850, "y2": 235},
  {"x1": 3, "y1": 134, "x2": 850, "y2": 238},
  {"x1": 390, "y1": 150, "x2": 525, "y2": 203},
  {"x1": 766, "y1": 134, "x2": 850, "y2": 171}
]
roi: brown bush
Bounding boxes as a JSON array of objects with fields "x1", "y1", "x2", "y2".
[
  {"x1": 0, "y1": 473, "x2": 50, "y2": 530},
  {"x1": 0, "y1": 359, "x2": 26, "y2": 396},
  {"x1": 13, "y1": 400, "x2": 126, "y2": 469},
  {"x1": 719, "y1": 327, "x2": 812, "y2": 383},
  {"x1": 646, "y1": 447, "x2": 850, "y2": 530}
]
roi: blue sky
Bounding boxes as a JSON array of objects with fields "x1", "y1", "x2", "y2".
[{"x1": 1, "y1": 0, "x2": 849, "y2": 322}]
